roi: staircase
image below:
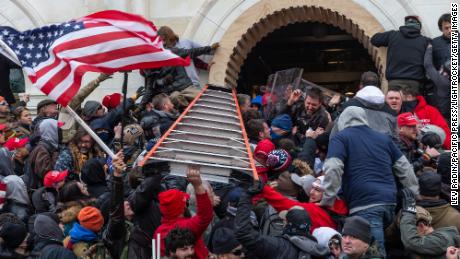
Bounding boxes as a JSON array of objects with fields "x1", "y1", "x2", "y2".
[{"x1": 140, "y1": 85, "x2": 257, "y2": 183}]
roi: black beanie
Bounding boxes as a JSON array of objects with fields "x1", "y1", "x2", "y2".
[
  {"x1": 212, "y1": 227, "x2": 240, "y2": 255},
  {"x1": 0, "y1": 222, "x2": 27, "y2": 249},
  {"x1": 419, "y1": 171, "x2": 442, "y2": 197},
  {"x1": 342, "y1": 216, "x2": 372, "y2": 244}
]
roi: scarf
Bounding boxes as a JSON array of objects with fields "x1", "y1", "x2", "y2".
[{"x1": 69, "y1": 223, "x2": 98, "y2": 244}]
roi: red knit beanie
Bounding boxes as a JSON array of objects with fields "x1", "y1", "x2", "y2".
[
  {"x1": 159, "y1": 189, "x2": 190, "y2": 219},
  {"x1": 102, "y1": 93, "x2": 122, "y2": 110},
  {"x1": 78, "y1": 206, "x2": 104, "y2": 233},
  {"x1": 254, "y1": 139, "x2": 275, "y2": 165}
]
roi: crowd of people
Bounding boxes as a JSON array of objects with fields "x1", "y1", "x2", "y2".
[{"x1": 0, "y1": 12, "x2": 457, "y2": 259}]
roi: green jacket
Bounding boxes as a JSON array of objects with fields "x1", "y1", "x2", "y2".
[{"x1": 400, "y1": 212, "x2": 460, "y2": 259}]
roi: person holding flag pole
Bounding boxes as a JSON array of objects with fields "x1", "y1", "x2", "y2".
[{"x1": 0, "y1": 9, "x2": 190, "y2": 158}]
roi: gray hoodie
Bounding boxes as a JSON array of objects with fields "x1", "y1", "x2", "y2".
[
  {"x1": 3, "y1": 175, "x2": 29, "y2": 205},
  {"x1": 34, "y1": 214, "x2": 64, "y2": 242},
  {"x1": 0, "y1": 148, "x2": 14, "y2": 177},
  {"x1": 38, "y1": 118, "x2": 59, "y2": 149}
]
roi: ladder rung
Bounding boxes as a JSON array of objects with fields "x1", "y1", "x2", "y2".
[
  {"x1": 182, "y1": 116, "x2": 241, "y2": 126},
  {"x1": 188, "y1": 110, "x2": 239, "y2": 120},
  {"x1": 164, "y1": 138, "x2": 246, "y2": 150},
  {"x1": 170, "y1": 130, "x2": 244, "y2": 142},
  {"x1": 198, "y1": 99, "x2": 236, "y2": 107},
  {"x1": 193, "y1": 104, "x2": 236, "y2": 113},
  {"x1": 202, "y1": 93, "x2": 234, "y2": 101},
  {"x1": 149, "y1": 157, "x2": 252, "y2": 172},
  {"x1": 156, "y1": 147, "x2": 249, "y2": 161},
  {"x1": 177, "y1": 123, "x2": 242, "y2": 134}
]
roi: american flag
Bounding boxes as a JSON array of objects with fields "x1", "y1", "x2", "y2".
[{"x1": 0, "y1": 10, "x2": 190, "y2": 106}]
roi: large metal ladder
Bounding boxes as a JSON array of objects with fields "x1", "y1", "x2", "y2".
[{"x1": 140, "y1": 85, "x2": 257, "y2": 183}]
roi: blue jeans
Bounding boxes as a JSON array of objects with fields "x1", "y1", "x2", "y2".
[{"x1": 352, "y1": 205, "x2": 395, "y2": 258}]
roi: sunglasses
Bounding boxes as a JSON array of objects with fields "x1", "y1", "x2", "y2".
[{"x1": 328, "y1": 238, "x2": 341, "y2": 247}]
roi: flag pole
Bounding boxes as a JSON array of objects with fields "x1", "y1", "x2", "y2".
[
  {"x1": 120, "y1": 72, "x2": 129, "y2": 151},
  {"x1": 65, "y1": 106, "x2": 115, "y2": 158}
]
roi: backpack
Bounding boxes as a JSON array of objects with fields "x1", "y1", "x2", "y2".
[{"x1": 259, "y1": 205, "x2": 285, "y2": 237}]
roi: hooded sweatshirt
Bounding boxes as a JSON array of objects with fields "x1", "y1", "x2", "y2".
[
  {"x1": 371, "y1": 25, "x2": 430, "y2": 81},
  {"x1": 33, "y1": 214, "x2": 77, "y2": 259},
  {"x1": 413, "y1": 95, "x2": 451, "y2": 149},
  {"x1": 322, "y1": 107, "x2": 419, "y2": 212},
  {"x1": 0, "y1": 148, "x2": 14, "y2": 177},
  {"x1": 3, "y1": 175, "x2": 29, "y2": 205},
  {"x1": 261, "y1": 185, "x2": 348, "y2": 232},
  {"x1": 332, "y1": 86, "x2": 397, "y2": 141},
  {"x1": 80, "y1": 158, "x2": 108, "y2": 198},
  {"x1": 39, "y1": 118, "x2": 59, "y2": 149}
]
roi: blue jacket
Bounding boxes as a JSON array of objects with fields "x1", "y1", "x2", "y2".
[{"x1": 328, "y1": 125, "x2": 403, "y2": 209}]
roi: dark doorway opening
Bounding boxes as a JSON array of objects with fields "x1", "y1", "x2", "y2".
[{"x1": 237, "y1": 22, "x2": 376, "y2": 95}]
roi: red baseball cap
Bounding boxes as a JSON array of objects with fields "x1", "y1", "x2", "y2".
[
  {"x1": 397, "y1": 112, "x2": 419, "y2": 127},
  {"x1": 0, "y1": 124, "x2": 6, "y2": 131},
  {"x1": 3, "y1": 137, "x2": 29, "y2": 151},
  {"x1": 43, "y1": 170, "x2": 68, "y2": 188}
]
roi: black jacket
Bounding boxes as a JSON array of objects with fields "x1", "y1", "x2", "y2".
[
  {"x1": 371, "y1": 26, "x2": 430, "y2": 81},
  {"x1": 140, "y1": 109, "x2": 178, "y2": 140},
  {"x1": 431, "y1": 35, "x2": 450, "y2": 70},
  {"x1": 141, "y1": 45, "x2": 212, "y2": 105},
  {"x1": 235, "y1": 192, "x2": 330, "y2": 259},
  {"x1": 424, "y1": 46, "x2": 450, "y2": 122},
  {"x1": 127, "y1": 173, "x2": 162, "y2": 258},
  {"x1": 332, "y1": 97, "x2": 398, "y2": 142}
]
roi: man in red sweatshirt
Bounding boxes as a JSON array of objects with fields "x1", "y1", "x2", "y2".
[
  {"x1": 401, "y1": 87, "x2": 451, "y2": 149},
  {"x1": 260, "y1": 175, "x2": 348, "y2": 232},
  {"x1": 154, "y1": 166, "x2": 213, "y2": 259}
]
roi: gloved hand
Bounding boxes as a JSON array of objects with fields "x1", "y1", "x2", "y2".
[
  {"x1": 136, "y1": 86, "x2": 146, "y2": 97},
  {"x1": 401, "y1": 188, "x2": 417, "y2": 214},
  {"x1": 247, "y1": 179, "x2": 264, "y2": 196}
]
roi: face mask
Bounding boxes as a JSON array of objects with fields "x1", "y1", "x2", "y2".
[{"x1": 270, "y1": 129, "x2": 282, "y2": 140}]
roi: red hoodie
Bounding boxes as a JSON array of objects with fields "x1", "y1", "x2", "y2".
[
  {"x1": 261, "y1": 185, "x2": 348, "y2": 232},
  {"x1": 154, "y1": 193, "x2": 213, "y2": 259},
  {"x1": 414, "y1": 96, "x2": 451, "y2": 149}
]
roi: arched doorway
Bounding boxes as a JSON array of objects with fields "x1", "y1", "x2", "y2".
[
  {"x1": 237, "y1": 21, "x2": 376, "y2": 94},
  {"x1": 207, "y1": 1, "x2": 388, "y2": 91}
]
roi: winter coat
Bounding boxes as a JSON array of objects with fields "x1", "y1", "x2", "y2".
[
  {"x1": 0, "y1": 148, "x2": 14, "y2": 177},
  {"x1": 140, "y1": 109, "x2": 178, "y2": 139},
  {"x1": 88, "y1": 98, "x2": 135, "y2": 144},
  {"x1": 3, "y1": 175, "x2": 30, "y2": 223},
  {"x1": 371, "y1": 26, "x2": 430, "y2": 81},
  {"x1": 413, "y1": 95, "x2": 451, "y2": 149},
  {"x1": 418, "y1": 199, "x2": 460, "y2": 232},
  {"x1": 126, "y1": 173, "x2": 163, "y2": 259},
  {"x1": 31, "y1": 187, "x2": 57, "y2": 213},
  {"x1": 172, "y1": 39, "x2": 214, "y2": 86},
  {"x1": 280, "y1": 101, "x2": 330, "y2": 141},
  {"x1": 261, "y1": 185, "x2": 348, "y2": 232},
  {"x1": 235, "y1": 192, "x2": 330, "y2": 259},
  {"x1": 26, "y1": 119, "x2": 60, "y2": 190},
  {"x1": 80, "y1": 158, "x2": 108, "y2": 198},
  {"x1": 29, "y1": 214, "x2": 77, "y2": 259},
  {"x1": 400, "y1": 211, "x2": 460, "y2": 259},
  {"x1": 431, "y1": 35, "x2": 451, "y2": 70},
  {"x1": 424, "y1": 46, "x2": 450, "y2": 123},
  {"x1": 331, "y1": 87, "x2": 398, "y2": 142},
  {"x1": 321, "y1": 107, "x2": 419, "y2": 212},
  {"x1": 102, "y1": 174, "x2": 129, "y2": 259},
  {"x1": 154, "y1": 192, "x2": 213, "y2": 259}
]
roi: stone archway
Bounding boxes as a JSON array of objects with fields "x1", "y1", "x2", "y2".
[{"x1": 207, "y1": 0, "x2": 388, "y2": 90}]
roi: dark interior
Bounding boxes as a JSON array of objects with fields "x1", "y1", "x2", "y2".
[{"x1": 237, "y1": 22, "x2": 376, "y2": 95}]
